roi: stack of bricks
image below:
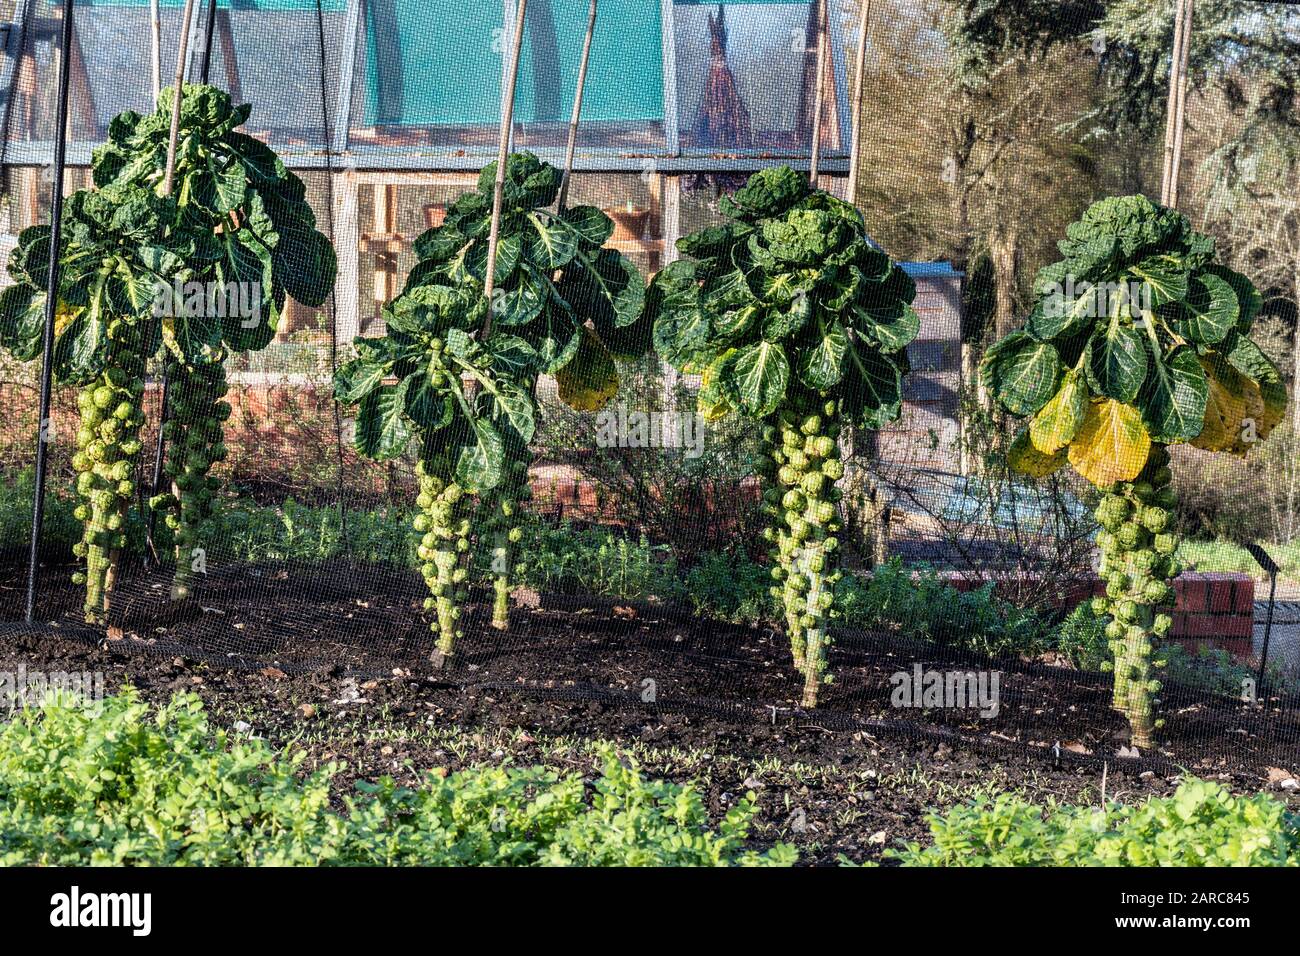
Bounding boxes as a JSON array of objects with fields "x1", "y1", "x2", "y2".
[{"x1": 937, "y1": 570, "x2": 1255, "y2": 658}]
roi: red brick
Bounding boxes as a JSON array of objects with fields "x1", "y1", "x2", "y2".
[{"x1": 1177, "y1": 579, "x2": 1210, "y2": 613}]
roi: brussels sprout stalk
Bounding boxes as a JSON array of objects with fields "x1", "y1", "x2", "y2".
[
  {"x1": 414, "y1": 461, "x2": 471, "y2": 659},
  {"x1": 150, "y1": 357, "x2": 230, "y2": 601},
  {"x1": 1091, "y1": 447, "x2": 1177, "y2": 749},
  {"x1": 70, "y1": 333, "x2": 149, "y2": 625},
  {"x1": 763, "y1": 392, "x2": 845, "y2": 707}
]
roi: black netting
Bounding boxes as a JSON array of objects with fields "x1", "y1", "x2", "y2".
[{"x1": 0, "y1": 0, "x2": 1297, "y2": 781}]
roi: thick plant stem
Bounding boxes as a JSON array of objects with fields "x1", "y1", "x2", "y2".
[
  {"x1": 415, "y1": 460, "x2": 469, "y2": 660},
  {"x1": 70, "y1": 330, "x2": 148, "y2": 625},
  {"x1": 151, "y1": 358, "x2": 230, "y2": 601},
  {"x1": 1093, "y1": 446, "x2": 1178, "y2": 750},
  {"x1": 761, "y1": 390, "x2": 845, "y2": 707},
  {"x1": 491, "y1": 530, "x2": 512, "y2": 630},
  {"x1": 485, "y1": 444, "x2": 531, "y2": 631}
]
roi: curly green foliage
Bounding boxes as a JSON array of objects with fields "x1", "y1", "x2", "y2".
[
  {"x1": 410, "y1": 152, "x2": 648, "y2": 392},
  {"x1": 983, "y1": 194, "x2": 1289, "y2": 748},
  {"x1": 93, "y1": 86, "x2": 337, "y2": 600},
  {"x1": 985, "y1": 194, "x2": 1286, "y2": 487},
  {"x1": 0, "y1": 186, "x2": 194, "y2": 623},
  {"x1": 334, "y1": 274, "x2": 537, "y2": 658},
  {"x1": 890, "y1": 778, "x2": 1299, "y2": 867},
  {"x1": 150, "y1": 358, "x2": 232, "y2": 600},
  {"x1": 405, "y1": 153, "x2": 648, "y2": 626},
  {"x1": 92, "y1": 84, "x2": 337, "y2": 345},
  {"x1": 0, "y1": 689, "x2": 795, "y2": 866},
  {"x1": 648, "y1": 166, "x2": 919, "y2": 706}
]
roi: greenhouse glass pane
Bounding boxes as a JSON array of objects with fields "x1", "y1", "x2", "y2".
[
  {"x1": 513, "y1": 0, "x2": 664, "y2": 150},
  {"x1": 672, "y1": 0, "x2": 845, "y2": 155},
  {"x1": 0, "y1": 1, "x2": 347, "y2": 154}
]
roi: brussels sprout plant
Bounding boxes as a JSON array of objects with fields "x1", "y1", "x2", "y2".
[
  {"x1": 334, "y1": 276, "x2": 537, "y2": 659},
  {"x1": 92, "y1": 84, "x2": 337, "y2": 599},
  {"x1": 0, "y1": 186, "x2": 195, "y2": 622},
  {"x1": 648, "y1": 166, "x2": 919, "y2": 706},
  {"x1": 983, "y1": 194, "x2": 1288, "y2": 748},
  {"x1": 403, "y1": 152, "x2": 648, "y2": 629}
]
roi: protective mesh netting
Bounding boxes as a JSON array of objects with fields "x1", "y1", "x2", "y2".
[{"x1": 0, "y1": 0, "x2": 1297, "y2": 767}]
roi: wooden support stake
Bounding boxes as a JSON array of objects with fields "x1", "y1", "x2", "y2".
[
  {"x1": 845, "y1": 0, "x2": 873, "y2": 206},
  {"x1": 556, "y1": 0, "x2": 597, "y2": 213},
  {"x1": 1160, "y1": 0, "x2": 1187, "y2": 205},
  {"x1": 144, "y1": 0, "x2": 197, "y2": 567},
  {"x1": 1167, "y1": 0, "x2": 1193, "y2": 208},
  {"x1": 150, "y1": 0, "x2": 161, "y2": 100},
  {"x1": 482, "y1": 0, "x2": 530, "y2": 335},
  {"x1": 808, "y1": 0, "x2": 829, "y2": 186}
]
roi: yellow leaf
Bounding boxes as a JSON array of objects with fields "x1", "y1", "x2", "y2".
[
  {"x1": 1191, "y1": 354, "x2": 1248, "y2": 454},
  {"x1": 555, "y1": 327, "x2": 620, "y2": 412},
  {"x1": 1029, "y1": 371, "x2": 1086, "y2": 455},
  {"x1": 1067, "y1": 399, "x2": 1151, "y2": 487},
  {"x1": 696, "y1": 348, "x2": 735, "y2": 422},
  {"x1": 1008, "y1": 427, "x2": 1066, "y2": 478}
]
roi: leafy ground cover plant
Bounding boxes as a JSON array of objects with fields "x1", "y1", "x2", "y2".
[
  {"x1": 403, "y1": 152, "x2": 649, "y2": 629},
  {"x1": 92, "y1": 84, "x2": 336, "y2": 600},
  {"x1": 0, "y1": 688, "x2": 793, "y2": 866},
  {"x1": 333, "y1": 278, "x2": 533, "y2": 659},
  {"x1": 0, "y1": 186, "x2": 193, "y2": 622},
  {"x1": 649, "y1": 165, "x2": 918, "y2": 705},
  {"x1": 890, "y1": 778, "x2": 1299, "y2": 866},
  {"x1": 983, "y1": 194, "x2": 1288, "y2": 747}
]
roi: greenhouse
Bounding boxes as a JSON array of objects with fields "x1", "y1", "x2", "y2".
[{"x1": 0, "y1": 0, "x2": 1298, "y2": 882}]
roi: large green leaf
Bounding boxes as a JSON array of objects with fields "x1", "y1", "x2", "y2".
[
  {"x1": 843, "y1": 346, "x2": 903, "y2": 429},
  {"x1": 334, "y1": 357, "x2": 389, "y2": 405},
  {"x1": 1175, "y1": 272, "x2": 1236, "y2": 345},
  {"x1": 1085, "y1": 323, "x2": 1147, "y2": 404},
  {"x1": 51, "y1": 309, "x2": 109, "y2": 383},
  {"x1": 1129, "y1": 256, "x2": 1189, "y2": 308},
  {"x1": 982, "y1": 331, "x2": 1062, "y2": 416},
  {"x1": 525, "y1": 212, "x2": 579, "y2": 270},
  {"x1": 1137, "y1": 345, "x2": 1208, "y2": 443},
  {"x1": 454, "y1": 417, "x2": 505, "y2": 493},
  {"x1": 729, "y1": 339, "x2": 789, "y2": 416},
  {"x1": 0, "y1": 285, "x2": 46, "y2": 360},
  {"x1": 796, "y1": 320, "x2": 848, "y2": 390},
  {"x1": 355, "y1": 382, "x2": 413, "y2": 460}
]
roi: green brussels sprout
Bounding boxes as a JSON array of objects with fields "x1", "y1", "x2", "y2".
[
  {"x1": 92, "y1": 386, "x2": 115, "y2": 409},
  {"x1": 1140, "y1": 506, "x2": 1169, "y2": 533},
  {"x1": 1153, "y1": 533, "x2": 1176, "y2": 555}
]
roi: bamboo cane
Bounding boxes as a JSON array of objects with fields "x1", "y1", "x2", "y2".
[
  {"x1": 482, "y1": 0, "x2": 530, "y2": 336},
  {"x1": 1159, "y1": 0, "x2": 1186, "y2": 205},
  {"x1": 556, "y1": 0, "x2": 597, "y2": 213},
  {"x1": 150, "y1": 0, "x2": 161, "y2": 100},
  {"x1": 1167, "y1": 0, "x2": 1193, "y2": 208},
  {"x1": 808, "y1": 0, "x2": 829, "y2": 186},
  {"x1": 144, "y1": 0, "x2": 197, "y2": 568},
  {"x1": 845, "y1": 0, "x2": 873, "y2": 205}
]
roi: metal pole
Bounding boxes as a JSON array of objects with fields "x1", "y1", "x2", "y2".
[
  {"x1": 556, "y1": 0, "x2": 596, "y2": 213},
  {"x1": 25, "y1": 0, "x2": 77, "y2": 623},
  {"x1": 482, "y1": 0, "x2": 529, "y2": 335},
  {"x1": 808, "y1": 0, "x2": 829, "y2": 186},
  {"x1": 845, "y1": 0, "x2": 873, "y2": 205},
  {"x1": 144, "y1": 0, "x2": 196, "y2": 566},
  {"x1": 200, "y1": 0, "x2": 218, "y2": 84},
  {"x1": 1257, "y1": 570, "x2": 1277, "y2": 689}
]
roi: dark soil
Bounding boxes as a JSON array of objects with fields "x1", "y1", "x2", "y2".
[{"x1": 2, "y1": 553, "x2": 1298, "y2": 865}]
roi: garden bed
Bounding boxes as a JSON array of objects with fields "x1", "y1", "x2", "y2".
[{"x1": 4, "y1": 554, "x2": 1298, "y2": 777}]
